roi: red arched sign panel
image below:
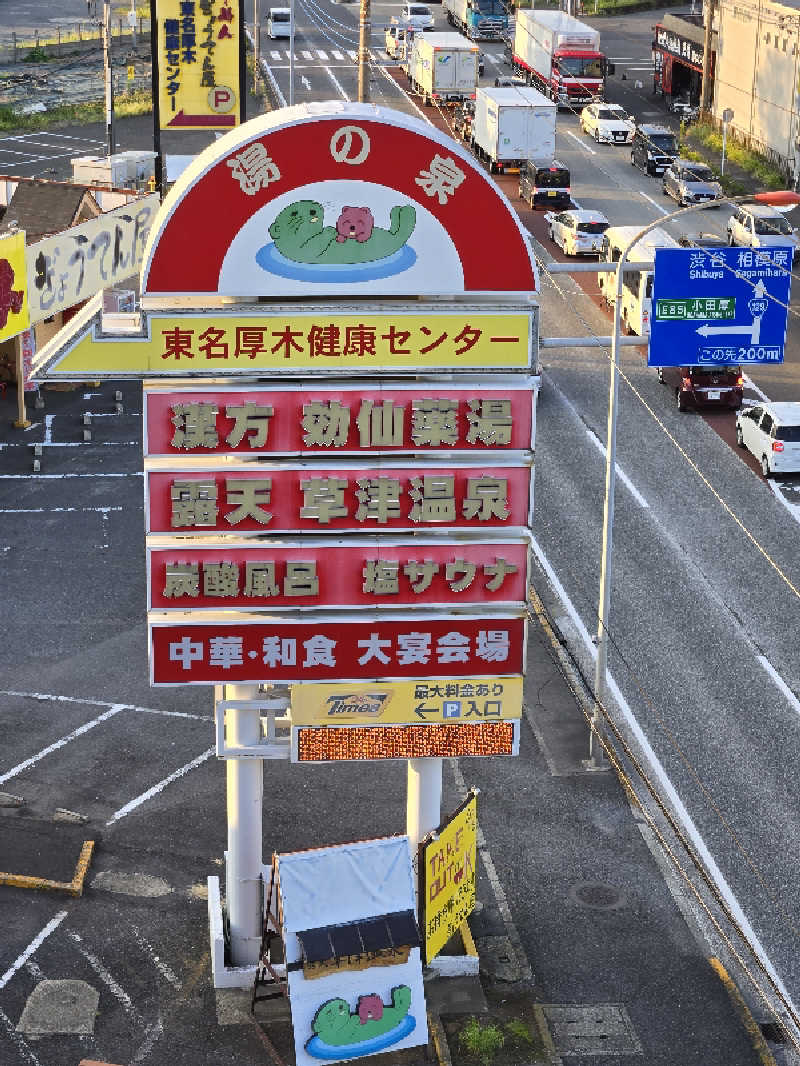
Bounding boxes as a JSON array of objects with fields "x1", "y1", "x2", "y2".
[{"x1": 142, "y1": 104, "x2": 538, "y2": 297}]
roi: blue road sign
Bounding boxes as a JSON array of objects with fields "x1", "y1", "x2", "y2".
[{"x1": 649, "y1": 245, "x2": 792, "y2": 366}]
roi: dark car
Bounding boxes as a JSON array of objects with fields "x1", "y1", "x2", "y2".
[
  {"x1": 518, "y1": 159, "x2": 571, "y2": 208},
  {"x1": 631, "y1": 123, "x2": 679, "y2": 176},
  {"x1": 657, "y1": 364, "x2": 744, "y2": 411},
  {"x1": 677, "y1": 232, "x2": 728, "y2": 248}
]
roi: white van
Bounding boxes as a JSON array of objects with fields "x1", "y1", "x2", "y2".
[
  {"x1": 266, "y1": 7, "x2": 292, "y2": 38},
  {"x1": 597, "y1": 225, "x2": 680, "y2": 336}
]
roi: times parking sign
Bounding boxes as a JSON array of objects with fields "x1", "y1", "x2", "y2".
[{"x1": 649, "y1": 245, "x2": 791, "y2": 366}]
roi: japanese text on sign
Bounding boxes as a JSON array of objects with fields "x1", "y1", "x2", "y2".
[
  {"x1": 289, "y1": 677, "x2": 523, "y2": 725},
  {"x1": 148, "y1": 541, "x2": 529, "y2": 610},
  {"x1": 146, "y1": 466, "x2": 532, "y2": 534},
  {"x1": 26, "y1": 195, "x2": 159, "y2": 325},
  {"x1": 143, "y1": 385, "x2": 534, "y2": 455},
  {"x1": 158, "y1": 0, "x2": 240, "y2": 129},
  {"x1": 420, "y1": 793, "x2": 478, "y2": 963},
  {"x1": 149, "y1": 616, "x2": 526, "y2": 684}
]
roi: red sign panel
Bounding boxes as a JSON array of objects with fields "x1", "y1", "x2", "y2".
[
  {"x1": 143, "y1": 384, "x2": 534, "y2": 457},
  {"x1": 145, "y1": 464, "x2": 532, "y2": 535},
  {"x1": 149, "y1": 615, "x2": 526, "y2": 684},
  {"x1": 147, "y1": 539, "x2": 529, "y2": 610}
]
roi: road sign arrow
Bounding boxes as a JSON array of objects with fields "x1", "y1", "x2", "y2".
[
  {"x1": 414, "y1": 703, "x2": 438, "y2": 720},
  {"x1": 696, "y1": 281, "x2": 771, "y2": 343},
  {"x1": 166, "y1": 110, "x2": 236, "y2": 128}
]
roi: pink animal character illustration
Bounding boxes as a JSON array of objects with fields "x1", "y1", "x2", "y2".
[
  {"x1": 335, "y1": 206, "x2": 375, "y2": 244},
  {"x1": 0, "y1": 259, "x2": 23, "y2": 331},
  {"x1": 357, "y1": 993, "x2": 384, "y2": 1025}
]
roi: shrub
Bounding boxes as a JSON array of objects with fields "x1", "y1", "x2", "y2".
[{"x1": 459, "y1": 1016, "x2": 506, "y2": 1066}]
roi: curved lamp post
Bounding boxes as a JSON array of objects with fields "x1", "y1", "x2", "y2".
[{"x1": 589, "y1": 189, "x2": 800, "y2": 765}]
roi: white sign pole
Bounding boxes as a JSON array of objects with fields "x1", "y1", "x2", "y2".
[
  {"x1": 225, "y1": 684, "x2": 264, "y2": 965},
  {"x1": 406, "y1": 758, "x2": 442, "y2": 896}
]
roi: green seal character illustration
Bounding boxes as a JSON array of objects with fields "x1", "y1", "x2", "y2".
[
  {"x1": 306, "y1": 985, "x2": 414, "y2": 1058},
  {"x1": 268, "y1": 200, "x2": 416, "y2": 265}
]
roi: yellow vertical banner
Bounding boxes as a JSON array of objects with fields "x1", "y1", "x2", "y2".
[
  {"x1": 419, "y1": 791, "x2": 478, "y2": 964},
  {"x1": 0, "y1": 231, "x2": 30, "y2": 343},
  {"x1": 158, "y1": 0, "x2": 241, "y2": 131}
]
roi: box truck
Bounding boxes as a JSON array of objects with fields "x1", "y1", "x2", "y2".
[
  {"x1": 470, "y1": 84, "x2": 556, "y2": 174},
  {"x1": 597, "y1": 226, "x2": 681, "y2": 336},
  {"x1": 443, "y1": 0, "x2": 508, "y2": 42},
  {"x1": 405, "y1": 32, "x2": 480, "y2": 106},
  {"x1": 512, "y1": 9, "x2": 612, "y2": 108}
]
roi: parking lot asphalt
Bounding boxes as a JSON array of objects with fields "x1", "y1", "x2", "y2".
[{"x1": 0, "y1": 380, "x2": 776, "y2": 1065}]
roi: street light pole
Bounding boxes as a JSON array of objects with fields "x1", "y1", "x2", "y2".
[
  {"x1": 589, "y1": 191, "x2": 798, "y2": 766},
  {"x1": 103, "y1": 0, "x2": 114, "y2": 157},
  {"x1": 289, "y1": 0, "x2": 295, "y2": 105}
]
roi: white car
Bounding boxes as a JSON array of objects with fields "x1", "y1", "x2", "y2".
[
  {"x1": 545, "y1": 209, "x2": 609, "y2": 256},
  {"x1": 580, "y1": 102, "x2": 634, "y2": 145},
  {"x1": 399, "y1": 2, "x2": 434, "y2": 30},
  {"x1": 736, "y1": 401, "x2": 800, "y2": 477},
  {"x1": 726, "y1": 203, "x2": 800, "y2": 260}
]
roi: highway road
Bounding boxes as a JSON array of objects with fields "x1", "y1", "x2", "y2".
[{"x1": 255, "y1": 0, "x2": 800, "y2": 1041}]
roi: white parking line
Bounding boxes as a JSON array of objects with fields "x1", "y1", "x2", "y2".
[
  {"x1": 563, "y1": 128, "x2": 595, "y2": 155},
  {"x1": 639, "y1": 190, "x2": 668, "y2": 215},
  {"x1": 66, "y1": 930, "x2": 144, "y2": 1023},
  {"x1": 758, "y1": 655, "x2": 800, "y2": 716},
  {"x1": 325, "y1": 66, "x2": 350, "y2": 101},
  {"x1": 0, "y1": 704, "x2": 127, "y2": 784},
  {"x1": 106, "y1": 748, "x2": 216, "y2": 825},
  {"x1": 585, "y1": 427, "x2": 649, "y2": 507},
  {"x1": 0, "y1": 911, "x2": 67, "y2": 989}
]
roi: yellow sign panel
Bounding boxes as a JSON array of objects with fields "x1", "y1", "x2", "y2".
[
  {"x1": 291, "y1": 678, "x2": 523, "y2": 726},
  {"x1": 157, "y1": 0, "x2": 241, "y2": 131},
  {"x1": 0, "y1": 231, "x2": 30, "y2": 343},
  {"x1": 420, "y1": 793, "x2": 478, "y2": 964},
  {"x1": 32, "y1": 308, "x2": 533, "y2": 379}
]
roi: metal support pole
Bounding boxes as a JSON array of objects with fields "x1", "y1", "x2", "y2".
[
  {"x1": 253, "y1": 0, "x2": 260, "y2": 93},
  {"x1": 225, "y1": 684, "x2": 264, "y2": 966},
  {"x1": 588, "y1": 252, "x2": 626, "y2": 769},
  {"x1": 104, "y1": 0, "x2": 114, "y2": 157},
  {"x1": 406, "y1": 758, "x2": 442, "y2": 895},
  {"x1": 149, "y1": 0, "x2": 163, "y2": 198},
  {"x1": 13, "y1": 334, "x2": 30, "y2": 429},
  {"x1": 357, "y1": 0, "x2": 371, "y2": 102},
  {"x1": 700, "y1": 0, "x2": 714, "y2": 116},
  {"x1": 288, "y1": 0, "x2": 295, "y2": 105}
]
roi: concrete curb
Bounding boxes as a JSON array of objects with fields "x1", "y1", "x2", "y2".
[{"x1": 0, "y1": 839, "x2": 94, "y2": 896}]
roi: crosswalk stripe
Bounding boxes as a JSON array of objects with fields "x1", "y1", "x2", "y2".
[
  {"x1": 302, "y1": 49, "x2": 313, "y2": 59},
  {"x1": 486, "y1": 53, "x2": 500, "y2": 64},
  {"x1": 317, "y1": 49, "x2": 328, "y2": 59},
  {"x1": 333, "y1": 50, "x2": 344, "y2": 59},
  {"x1": 271, "y1": 50, "x2": 281, "y2": 59},
  {"x1": 348, "y1": 49, "x2": 357, "y2": 60}
]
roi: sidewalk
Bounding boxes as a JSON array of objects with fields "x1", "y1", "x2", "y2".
[{"x1": 433, "y1": 567, "x2": 777, "y2": 1065}]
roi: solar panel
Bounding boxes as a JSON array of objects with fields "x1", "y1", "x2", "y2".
[
  {"x1": 358, "y1": 917, "x2": 389, "y2": 952},
  {"x1": 386, "y1": 910, "x2": 420, "y2": 948},
  {"x1": 297, "y1": 927, "x2": 332, "y2": 963},
  {"x1": 330, "y1": 923, "x2": 363, "y2": 956}
]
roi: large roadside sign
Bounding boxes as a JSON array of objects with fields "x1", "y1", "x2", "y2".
[{"x1": 649, "y1": 246, "x2": 791, "y2": 366}]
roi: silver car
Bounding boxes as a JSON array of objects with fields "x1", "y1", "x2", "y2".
[
  {"x1": 544, "y1": 209, "x2": 609, "y2": 256},
  {"x1": 662, "y1": 161, "x2": 722, "y2": 207}
]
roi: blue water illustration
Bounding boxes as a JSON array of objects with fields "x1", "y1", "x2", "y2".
[
  {"x1": 305, "y1": 1014, "x2": 416, "y2": 1060},
  {"x1": 255, "y1": 243, "x2": 417, "y2": 284}
]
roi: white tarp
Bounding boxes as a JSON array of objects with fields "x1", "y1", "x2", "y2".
[{"x1": 277, "y1": 836, "x2": 427, "y2": 1066}]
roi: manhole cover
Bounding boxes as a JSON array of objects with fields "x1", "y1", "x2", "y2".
[
  {"x1": 542, "y1": 1004, "x2": 642, "y2": 1056},
  {"x1": 568, "y1": 881, "x2": 625, "y2": 910}
]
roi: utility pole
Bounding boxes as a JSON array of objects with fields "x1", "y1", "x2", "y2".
[
  {"x1": 700, "y1": 0, "x2": 714, "y2": 116},
  {"x1": 104, "y1": 0, "x2": 114, "y2": 157},
  {"x1": 357, "y1": 0, "x2": 370, "y2": 102},
  {"x1": 254, "y1": 0, "x2": 260, "y2": 94}
]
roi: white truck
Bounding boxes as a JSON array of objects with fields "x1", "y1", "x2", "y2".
[
  {"x1": 512, "y1": 9, "x2": 611, "y2": 108},
  {"x1": 597, "y1": 226, "x2": 681, "y2": 336},
  {"x1": 405, "y1": 32, "x2": 480, "y2": 107},
  {"x1": 469, "y1": 84, "x2": 556, "y2": 174},
  {"x1": 443, "y1": 0, "x2": 508, "y2": 42}
]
